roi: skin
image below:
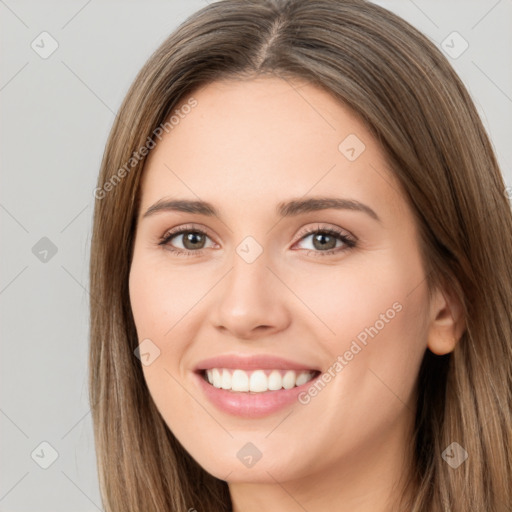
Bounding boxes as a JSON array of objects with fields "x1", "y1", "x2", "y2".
[{"x1": 129, "y1": 77, "x2": 464, "y2": 512}]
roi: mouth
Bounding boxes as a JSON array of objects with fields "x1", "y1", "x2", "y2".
[
  {"x1": 192, "y1": 354, "x2": 323, "y2": 417},
  {"x1": 197, "y1": 368, "x2": 322, "y2": 393}
]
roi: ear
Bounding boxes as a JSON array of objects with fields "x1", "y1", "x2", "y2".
[{"x1": 426, "y1": 284, "x2": 466, "y2": 355}]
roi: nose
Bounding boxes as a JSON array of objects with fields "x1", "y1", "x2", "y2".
[{"x1": 210, "y1": 250, "x2": 291, "y2": 340}]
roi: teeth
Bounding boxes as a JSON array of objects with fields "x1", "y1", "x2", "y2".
[
  {"x1": 295, "y1": 371, "x2": 311, "y2": 386},
  {"x1": 282, "y1": 371, "x2": 296, "y2": 389},
  {"x1": 268, "y1": 370, "x2": 282, "y2": 390},
  {"x1": 232, "y1": 369, "x2": 249, "y2": 391},
  {"x1": 204, "y1": 368, "x2": 317, "y2": 392},
  {"x1": 221, "y1": 369, "x2": 232, "y2": 390},
  {"x1": 212, "y1": 368, "x2": 222, "y2": 388},
  {"x1": 249, "y1": 370, "x2": 267, "y2": 392}
]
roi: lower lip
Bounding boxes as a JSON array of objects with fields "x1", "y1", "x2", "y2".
[{"x1": 193, "y1": 371, "x2": 320, "y2": 418}]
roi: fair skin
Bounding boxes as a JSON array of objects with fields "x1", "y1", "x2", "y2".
[{"x1": 129, "y1": 77, "x2": 464, "y2": 512}]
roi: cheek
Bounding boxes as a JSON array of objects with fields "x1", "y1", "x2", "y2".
[
  {"x1": 312, "y1": 250, "x2": 429, "y2": 411},
  {"x1": 128, "y1": 252, "x2": 207, "y2": 340},
  {"x1": 128, "y1": 258, "x2": 200, "y2": 436},
  {"x1": 289, "y1": 246, "x2": 430, "y2": 399},
  {"x1": 283, "y1": 255, "x2": 429, "y2": 463},
  {"x1": 290, "y1": 249, "x2": 428, "y2": 344},
  {"x1": 128, "y1": 252, "x2": 215, "y2": 397}
]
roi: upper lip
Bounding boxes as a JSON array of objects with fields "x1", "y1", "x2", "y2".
[{"x1": 194, "y1": 354, "x2": 321, "y2": 372}]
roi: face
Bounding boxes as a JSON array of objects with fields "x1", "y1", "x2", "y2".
[{"x1": 129, "y1": 77, "x2": 433, "y2": 488}]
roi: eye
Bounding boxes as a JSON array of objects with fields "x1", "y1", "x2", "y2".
[
  {"x1": 293, "y1": 224, "x2": 356, "y2": 257},
  {"x1": 158, "y1": 224, "x2": 215, "y2": 256}
]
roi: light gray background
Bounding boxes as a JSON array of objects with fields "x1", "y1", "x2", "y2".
[{"x1": 1, "y1": 1, "x2": 511, "y2": 510}]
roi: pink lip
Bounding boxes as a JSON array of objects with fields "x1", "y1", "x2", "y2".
[
  {"x1": 192, "y1": 353, "x2": 321, "y2": 418},
  {"x1": 193, "y1": 353, "x2": 320, "y2": 372},
  {"x1": 193, "y1": 370, "x2": 321, "y2": 418}
]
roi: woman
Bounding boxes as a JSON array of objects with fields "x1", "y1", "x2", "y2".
[{"x1": 89, "y1": 0, "x2": 512, "y2": 510}]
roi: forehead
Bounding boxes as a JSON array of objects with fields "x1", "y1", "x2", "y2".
[{"x1": 139, "y1": 77, "x2": 406, "y2": 221}]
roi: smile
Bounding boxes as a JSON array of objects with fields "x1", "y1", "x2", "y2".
[{"x1": 202, "y1": 368, "x2": 319, "y2": 393}]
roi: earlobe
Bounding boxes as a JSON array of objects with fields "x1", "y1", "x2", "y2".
[{"x1": 426, "y1": 285, "x2": 466, "y2": 356}]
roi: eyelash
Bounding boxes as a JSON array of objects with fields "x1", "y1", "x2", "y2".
[{"x1": 158, "y1": 223, "x2": 357, "y2": 258}]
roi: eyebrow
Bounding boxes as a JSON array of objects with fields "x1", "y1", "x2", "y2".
[{"x1": 142, "y1": 196, "x2": 380, "y2": 222}]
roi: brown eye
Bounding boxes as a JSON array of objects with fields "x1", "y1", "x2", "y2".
[
  {"x1": 294, "y1": 226, "x2": 357, "y2": 257},
  {"x1": 159, "y1": 226, "x2": 215, "y2": 255},
  {"x1": 310, "y1": 232, "x2": 338, "y2": 250},
  {"x1": 180, "y1": 231, "x2": 207, "y2": 250}
]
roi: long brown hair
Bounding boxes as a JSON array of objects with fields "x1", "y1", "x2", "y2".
[{"x1": 89, "y1": 0, "x2": 512, "y2": 510}]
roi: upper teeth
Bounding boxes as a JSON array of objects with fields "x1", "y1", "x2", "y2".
[{"x1": 205, "y1": 368, "x2": 316, "y2": 392}]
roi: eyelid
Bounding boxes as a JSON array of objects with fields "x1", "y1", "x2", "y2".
[
  {"x1": 160, "y1": 223, "x2": 213, "y2": 240},
  {"x1": 293, "y1": 223, "x2": 355, "y2": 243}
]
